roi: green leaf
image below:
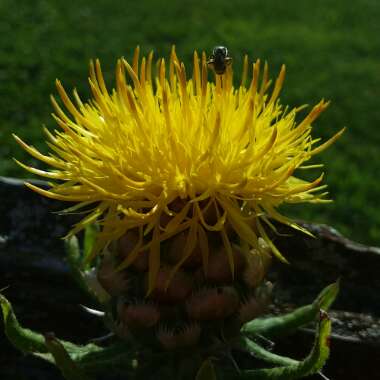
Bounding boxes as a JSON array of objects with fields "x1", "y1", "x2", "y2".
[
  {"x1": 65, "y1": 236, "x2": 92, "y2": 297},
  {"x1": 65, "y1": 224, "x2": 100, "y2": 271},
  {"x1": 1, "y1": 293, "x2": 138, "y2": 377},
  {"x1": 65, "y1": 233, "x2": 109, "y2": 304},
  {"x1": 242, "y1": 303, "x2": 317, "y2": 339},
  {"x1": 238, "y1": 337, "x2": 298, "y2": 367},
  {"x1": 237, "y1": 311, "x2": 331, "y2": 379},
  {"x1": 45, "y1": 333, "x2": 92, "y2": 380},
  {"x1": 196, "y1": 359, "x2": 217, "y2": 380},
  {"x1": 83, "y1": 224, "x2": 99, "y2": 270},
  {"x1": 314, "y1": 280, "x2": 340, "y2": 311},
  {"x1": 65, "y1": 236, "x2": 84, "y2": 286},
  {"x1": 241, "y1": 281, "x2": 339, "y2": 338},
  {"x1": 76, "y1": 341, "x2": 136, "y2": 373},
  {"x1": 0, "y1": 293, "x2": 102, "y2": 361},
  {"x1": 0, "y1": 293, "x2": 48, "y2": 353},
  {"x1": 33, "y1": 351, "x2": 56, "y2": 364}
]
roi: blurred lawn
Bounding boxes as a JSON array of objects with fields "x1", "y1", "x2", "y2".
[{"x1": 1, "y1": 0, "x2": 379, "y2": 245}]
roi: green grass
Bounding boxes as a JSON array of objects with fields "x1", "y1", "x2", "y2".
[{"x1": 1, "y1": 0, "x2": 379, "y2": 245}]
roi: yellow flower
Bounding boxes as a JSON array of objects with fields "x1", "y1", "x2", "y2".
[{"x1": 14, "y1": 46, "x2": 344, "y2": 293}]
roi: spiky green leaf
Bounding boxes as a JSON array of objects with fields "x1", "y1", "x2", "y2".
[
  {"x1": 65, "y1": 236, "x2": 85, "y2": 288},
  {"x1": 242, "y1": 281, "x2": 339, "y2": 338},
  {"x1": 238, "y1": 337, "x2": 298, "y2": 367},
  {"x1": 65, "y1": 232, "x2": 110, "y2": 304},
  {"x1": 314, "y1": 280, "x2": 340, "y2": 311},
  {"x1": 0, "y1": 293, "x2": 48, "y2": 353},
  {"x1": 83, "y1": 224, "x2": 99, "y2": 270},
  {"x1": 45, "y1": 333, "x2": 92, "y2": 380},
  {"x1": 0, "y1": 293, "x2": 101, "y2": 360},
  {"x1": 237, "y1": 310, "x2": 331, "y2": 379},
  {"x1": 76, "y1": 341, "x2": 136, "y2": 373}
]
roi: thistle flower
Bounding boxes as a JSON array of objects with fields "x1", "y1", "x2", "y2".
[{"x1": 14, "y1": 46, "x2": 344, "y2": 296}]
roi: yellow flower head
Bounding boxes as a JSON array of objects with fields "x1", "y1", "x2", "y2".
[{"x1": 14, "y1": 46, "x2": 344, "y2": 292}]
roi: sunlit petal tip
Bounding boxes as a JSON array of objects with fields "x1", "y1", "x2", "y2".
[
  {"x1": 55, "y1": 78, "x2": 62, "y2": 88},
  {"x1": 13, "y1": 159, "x2": 53, "y2": 178},
  {"x1": 122, "y1": 58, "x2": 132, "y2": 71},
  {"x1": 12, "y1": 133, "x2": 26, "y2": 146}
]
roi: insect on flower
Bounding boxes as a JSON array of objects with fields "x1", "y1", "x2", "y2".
[{"x1": 207, "y1": 45, "x2": 232, "y2": 75}]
